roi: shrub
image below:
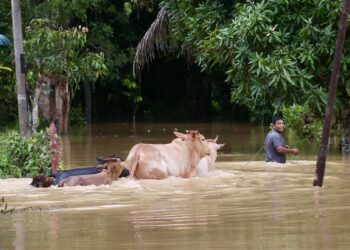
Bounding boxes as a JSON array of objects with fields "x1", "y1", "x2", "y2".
[
  {"x1": 282, "y1": 104, "x2": 322, "y2": 142},
  {"x1": 69, "y1": 105, "x2": 86, "y2": 126},
  {"x1": 0, "y1": 128, "x2": 60, "y2": 178}
]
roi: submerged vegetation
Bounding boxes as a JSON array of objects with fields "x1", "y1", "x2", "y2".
[
  {"x1": 1, "y1": 196, "x2": 42, "y2": 215},
  {"x1": 282, "y1": 104, "x2": 323, "y2": 142},
  {"x1": 0, "y1": 196, "x2": 14, "y2": 215}
]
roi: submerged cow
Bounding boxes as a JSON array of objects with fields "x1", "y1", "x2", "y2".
[
  {"x1": 58, "y1": 158, "x2": 125, "y2": 187},
  {"x1": 30, "y1": 155, "x2": 129, "y2": 188},
  {"x1": 195, "y1": 136, "x2": 225, "y2": 176},
  {"x1": 126, "y1": 130, "x2": 210, "y2": 179}
]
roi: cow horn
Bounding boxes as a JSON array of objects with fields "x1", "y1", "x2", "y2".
[{"x1": 214, "y1": 135, "x2": 218, "y2": 142}]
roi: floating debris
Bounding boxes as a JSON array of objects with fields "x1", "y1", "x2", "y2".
[
  {"x1": 1, "y1": 196, "x2": 14, "y2": 215},
  {"x1": 1, "y1": 196, "x2": 42, "y2": 215}
]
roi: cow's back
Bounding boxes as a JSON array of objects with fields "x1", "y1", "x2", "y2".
[
  {"x1": 54, "y1": 166, "x2": 100, "y2": 185},
  {"x1": 125, "y1": 131, "x2": 210, "y2": 179},
  {"x1": 126, "y1": 142, "x2": 189, "y2": 179}
]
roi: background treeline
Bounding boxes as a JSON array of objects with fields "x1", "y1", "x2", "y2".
[
  {"x1": 0, "y1": 0, "x2": 350, "y2": 141},
  {"x1": 0, "y1": 0, "x2": 242, "y2": 130}
]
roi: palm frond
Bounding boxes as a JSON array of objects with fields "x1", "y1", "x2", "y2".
[{"x1": 133, "y1": 7, "x2": 169, "y2": 79}]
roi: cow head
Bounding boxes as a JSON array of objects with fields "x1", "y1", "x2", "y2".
[
  {"x1": 30, "y1": 175, "x2": 55, "y2": 188},
  {"x1": 103, "y1": 158, "x2": 126, "y2": 179},
  {"x1": 205, "y1": 136, "x2": 225, "y2": 151},
  {"x1": 174, "y1": 130, "x2": 210, "y2": 158},
  {"x1": 204, "y1": 136, "x2": 225, "y2": 160},
  {"x1": 96, "y1": 155, "x2": 129, "y2": 177}
]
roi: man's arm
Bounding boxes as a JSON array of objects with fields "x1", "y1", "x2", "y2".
[{"x1": 276, "y1": 146, "x2": 299, "y2": 155}]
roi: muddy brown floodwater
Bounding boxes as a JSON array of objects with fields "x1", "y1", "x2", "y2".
[{"x1": 1, "y1": 123, "x2": 350, "y2": 249}]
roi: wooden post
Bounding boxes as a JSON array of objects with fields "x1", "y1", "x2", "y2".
[
  {"x1": 313, "y1": 0, "x2": 350, "y2": 187},
  {"x1": 11, "y1": 0, "x2": 30, "y2": 136}
]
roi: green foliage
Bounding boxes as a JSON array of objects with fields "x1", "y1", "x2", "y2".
[
  {"x1": 0, "y1": 129, "x2": 59, "y2": 178},
  {"x1": 282, "y1": 104, "x2": 322, "y2": 141},
  {"x1": 1, "y1": 0, "x2": 172, "y2": 125},
  {"x1": 0, "y1": 65, "x2": 17, "y2": 126},
  {"x1": 0, "y1": 0, "x2": 16, "y2": 125},
  {"x1": 0, "y1": 66, "x2": 11, "y2": 72},
  {"x1": 160, "y1": 0, "x2": 348, "y2": 123},
  {"x1": 69, "y1": 106, "x2": 86, "y2": 125},
  {"x1": 24, "y1": 19, "x2": 107, "y2": 91},
  {"x1": 122, "y1": 78, "x2": 143, "y2": 105},
  {"x1": 122, "y1": 78, "x2": 142, "y2": 121},
  {"x1": 25, "y1": 0, "x2": 105, "y2": 26}
]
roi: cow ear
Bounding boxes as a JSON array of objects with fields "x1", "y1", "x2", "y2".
[
  {"x1": 216, "y1": 143, "x2": 225, "y2": 149},
  {"x1": 174, "y1": 131, "x2": 186, "y2": 140}
]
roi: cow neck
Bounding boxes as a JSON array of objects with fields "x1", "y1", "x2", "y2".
[
  {"x1": 209, "y1": 149, "x2": 217, "y2": 164},
  {"x1": 185, "y1": 139, "x2": 201, "y2": 176}
]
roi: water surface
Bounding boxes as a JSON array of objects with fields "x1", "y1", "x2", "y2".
[{"x1": 1, "y1": 123, "x2": 350, "y2": 249}]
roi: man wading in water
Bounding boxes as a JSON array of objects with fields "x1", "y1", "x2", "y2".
[{"x1": 264, "y1": 115, "x2": 299, "y2": 163}]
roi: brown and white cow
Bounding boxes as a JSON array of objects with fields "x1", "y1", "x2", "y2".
[
  {"x1": 126, "y1": 130, "x2": 210, "y2": 179},
  {"x1": 58, "y1": 158, "x2": 125, "y2": 187},
  {"x1": 195, "y1": 136, "x2": 225, "y2": 176}
]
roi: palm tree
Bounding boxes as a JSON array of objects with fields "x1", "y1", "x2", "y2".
[{"x1": 133, "y1": 7, "x2": 169, "y2": 79}]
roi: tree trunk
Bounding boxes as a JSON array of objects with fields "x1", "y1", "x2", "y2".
[
  {"x1": 340, "y1": 106, "x2": 350, "y2": 152},
  {"x1": 11, "y1": 0, "x2": 30, "y2": 136},
  {"x1": 31, "y1": 85, "x2": 41, "y2": 133},
  {"x1": 313, "y1": 0, "x2": 350, "y2": 187},
  {"x1": 54, "y1": 80, "x2": 70, "y2": 135},
  {"x1": 84, "y1": 80, "x2": 92, "y2": 124},
  {"x1": 132, "y1": 103, "x2": 138, "y2": 129},
  {"x1": 36, "y1": 75, "x2": 71, "y2": 135}
]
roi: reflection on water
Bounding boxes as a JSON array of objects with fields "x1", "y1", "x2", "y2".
[{"x1": 1, "y1": 123, "x2": 350, "y2": 249}]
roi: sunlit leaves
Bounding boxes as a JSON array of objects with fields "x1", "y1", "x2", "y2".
[
  {"x1": 0, "y1": 66, "x2": 11, "y2": 73},
  {"x1": 122, "y1": 78, "x2": 142, "y2": 103}
]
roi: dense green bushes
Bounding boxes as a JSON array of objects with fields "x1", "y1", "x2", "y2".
[
  {"x1": 282, "y1": 104, "x2": 341, "y2": 142},
  {"x1": 0, "y1": 129, "x2": 58, "y2": 178},
  {"x1": 282, "y1": 104, "x2": 322, "y2": 141}
]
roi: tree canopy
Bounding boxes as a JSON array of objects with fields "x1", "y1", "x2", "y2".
[
  {"x1": 139, "y1": 0, "x2": 349, "y2": 121},
  {"x1": 1, "y1": 0, "x2": 350, "y2": 139}
]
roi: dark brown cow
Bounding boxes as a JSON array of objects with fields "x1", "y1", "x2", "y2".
[
  {"x1": 30, "y1": 175, "x2": 55, "y2": 188},
  {"x1": 58, "y1": 159, "x2": 125, "y2": 187},
  {"x1": 30, "y1": 155, "x2": 129, "y2": 188}
]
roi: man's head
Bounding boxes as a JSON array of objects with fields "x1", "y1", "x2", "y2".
[{"x1": 272, "y1": 115, "x2": 284, "y2": 133}]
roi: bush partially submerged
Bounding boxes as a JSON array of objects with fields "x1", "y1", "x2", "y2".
[
  {"x1": 0, "y1": 129, "x2": 57, "y2": 178},
  {"x1": 282, "y1": 104, "x2": 322, "y2": 141},
  {"x1": 282, "y1": 104, "x2": 342, "y2": 142}
]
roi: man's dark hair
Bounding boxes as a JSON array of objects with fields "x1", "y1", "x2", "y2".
[{"x1": 272, "y1": 115, "x2": 284, "y2": 125}]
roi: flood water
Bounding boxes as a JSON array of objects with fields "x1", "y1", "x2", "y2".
[{"x1": 1, "y1": 122, "x2": 350, "y2": 249}]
